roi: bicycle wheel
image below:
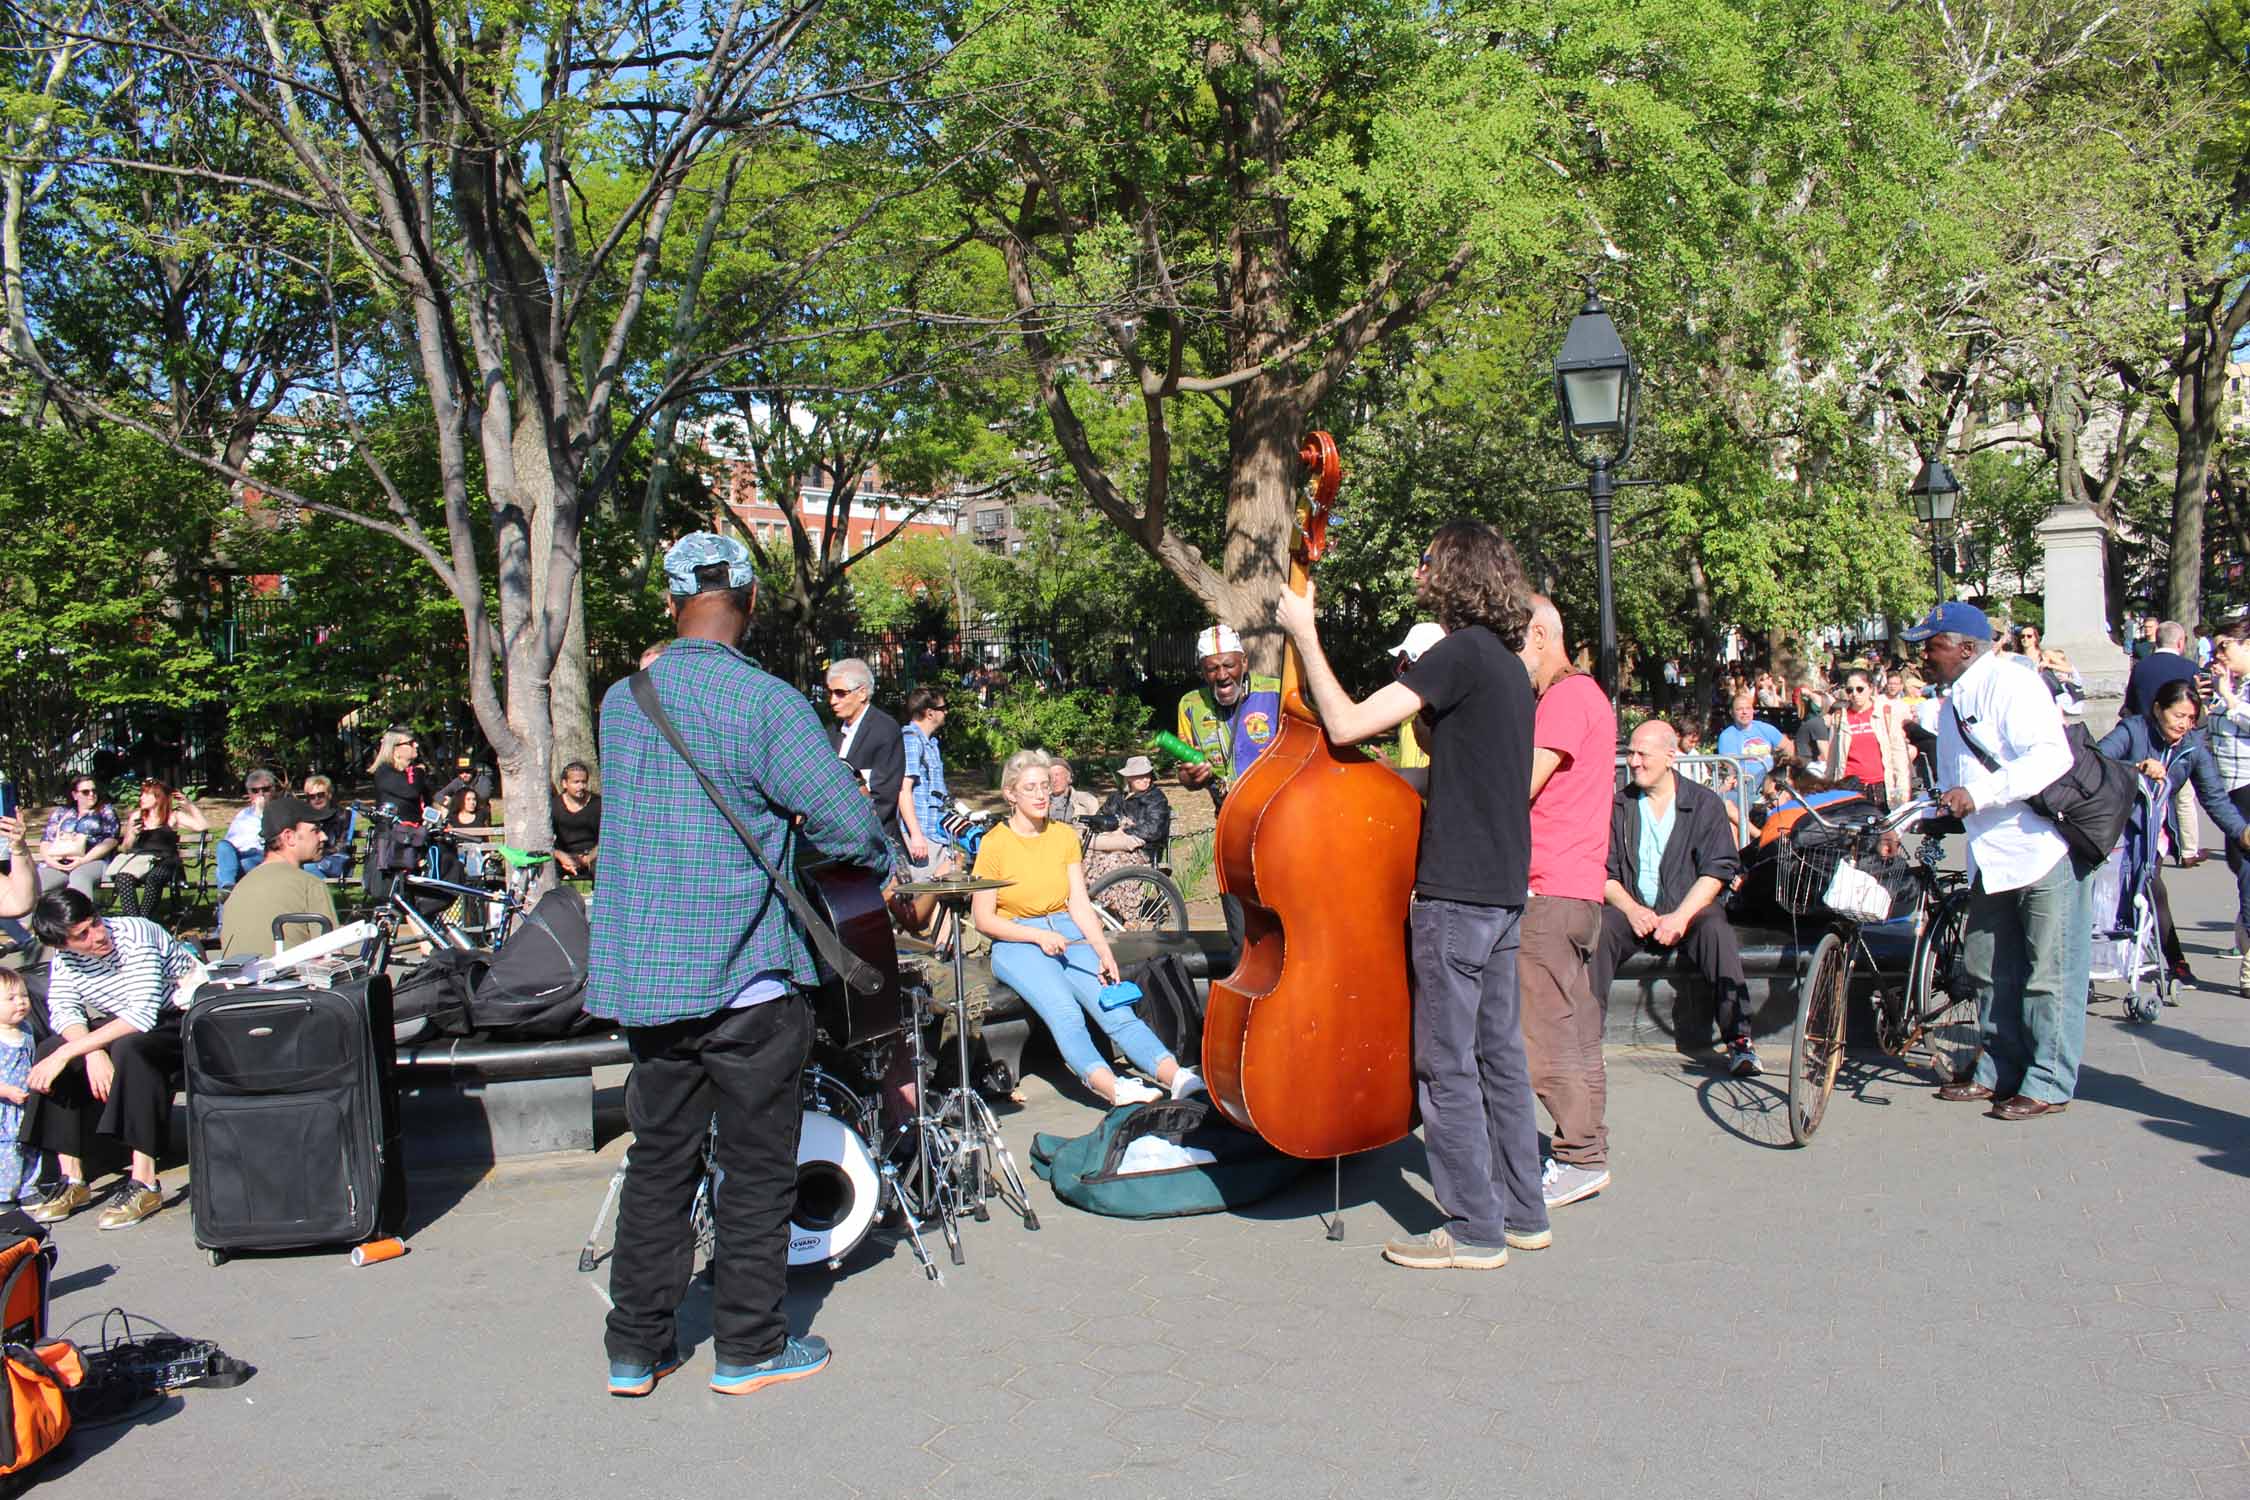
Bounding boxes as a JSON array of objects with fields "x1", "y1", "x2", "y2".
[
  {"x1": 1910, "y1": 888, "x2": 1978, "y2": 1082},
  {"x1": 1086, "y1": 865, "x2": 1189, "y2": 936},
  {"x1": 1788, "y1": 932, "x2": 1851, "y2": 1145}
]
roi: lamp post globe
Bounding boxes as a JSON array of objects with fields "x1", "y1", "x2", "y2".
[
  {"x1": 1909, "y1": 456, "x2": 1960, "y2": 596},
  {"x1": 1551, "y1": 286, "x2": 1640, "y2": 699}
]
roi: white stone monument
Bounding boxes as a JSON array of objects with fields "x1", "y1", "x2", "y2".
[{"x1": 2039, "y1": 501, "x2": 2130, "y2": 725}]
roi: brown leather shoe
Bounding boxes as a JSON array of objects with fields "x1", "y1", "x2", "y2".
[
  {"x1": 1990, "y1": 1096, "x2": 2068, "y2": 1121},
  {"x1": 1936, "y1": 1082, "x2": 1995, "y2": 1102}
]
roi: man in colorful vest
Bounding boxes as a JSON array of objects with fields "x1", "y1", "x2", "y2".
[{"x1": 1175, "y1": 625, "x2": 1283, "y2": 805}]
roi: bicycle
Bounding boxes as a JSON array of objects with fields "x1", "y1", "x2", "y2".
[{"x1": 1781, "y1": 795, "x2": 1979, "y2": 1146}]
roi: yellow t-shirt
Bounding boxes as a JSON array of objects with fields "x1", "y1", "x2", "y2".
[{"x1": 972, "y1": 821, "x2": 1082, "y2": 920}]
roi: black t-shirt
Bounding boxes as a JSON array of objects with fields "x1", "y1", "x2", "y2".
[
  {"x1": 551, "y1": 790, "x2": 602, "y2": 854},
  {"x1": 1400, "y1": 623, "x2": 1533, "y2": 905},
  {"x1": 1794, "y1": 711, "x2": 1829, "y2": 763},
  {"x1": 372, "y1": 762, "x2": 433, "y2": 821}
]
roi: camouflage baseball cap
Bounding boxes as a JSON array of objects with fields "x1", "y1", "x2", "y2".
[{"x1": 662, "y1": 531, "x2": 757, "y2": 595}]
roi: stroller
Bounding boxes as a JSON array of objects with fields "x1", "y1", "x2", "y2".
[{"x1": 2089, "y1": 778, "x2": 2172, "y2": 1023}]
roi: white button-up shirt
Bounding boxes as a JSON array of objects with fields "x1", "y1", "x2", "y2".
[{"x1": 1931, "y1": 650, "x2": 2075, "y2": 893}]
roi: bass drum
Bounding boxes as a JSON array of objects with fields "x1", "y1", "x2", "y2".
[{"x1": 787, "y1": 1106, "x2": 879, "y2": 1272}]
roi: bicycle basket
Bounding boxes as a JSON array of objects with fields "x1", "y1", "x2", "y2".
[{"x1": 1779, "y1": 826, "x2": 1859, "y2": 916}]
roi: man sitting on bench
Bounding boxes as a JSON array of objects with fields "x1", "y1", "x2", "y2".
[
  {"x1": 219, "y1": 794, "x2": 339, "y2": 960},
  {"x1": 23, "y1": 888, "x2": 202, "y2": 1229},
  {"x1": 1593, "y1": 718, "x2": 1760, "y2": 1078}
]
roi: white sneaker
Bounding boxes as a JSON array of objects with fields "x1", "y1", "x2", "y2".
[
  {"x1": 1169, "y1": 1067, "x2": 1205, "y2": 1100},
  {"x1": 1110, "y1": 1079, "x2": 1163, "y2": 1106}
]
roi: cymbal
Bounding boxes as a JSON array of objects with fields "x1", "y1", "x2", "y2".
[{"x1": 894, "y1": 876, "x2": 1013, "y2": 895}]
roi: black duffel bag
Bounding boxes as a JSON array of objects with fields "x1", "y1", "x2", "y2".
[
  {"x1": 466, "y1": 885, "x2": 597, "y2": 1039},
  {"x1": 389, "y1": 948, "x2": 482, "y2": 1044}
]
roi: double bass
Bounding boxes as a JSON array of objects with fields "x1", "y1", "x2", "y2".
[{"x1": 1201, "y1": 432, "x2": 1422, "y2": 1160}]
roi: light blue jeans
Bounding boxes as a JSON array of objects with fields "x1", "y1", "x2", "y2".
[
  {"x1": 215, "y1": 841, "x2": 264, "y2": 892},
  {"x1": 1967, "y1": 850, "x2": 2094, "y2": 1104},
  {"x1": 989, "y1": 913, "x2": 1174, "y2": 1086}
]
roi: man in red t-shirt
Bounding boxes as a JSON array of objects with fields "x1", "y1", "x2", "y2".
[{"x1": 1517, "y1": 596, "x2": 1618, "y2": 1210}]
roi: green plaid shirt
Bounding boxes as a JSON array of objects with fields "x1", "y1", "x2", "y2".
[{"x1": 585, "y1": 640, "x2": 892, "y2": 1026}]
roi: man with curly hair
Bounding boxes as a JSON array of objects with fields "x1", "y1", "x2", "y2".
[{"x1": 1276, "y1": 520, "x2": 1546, "y2": 1272}]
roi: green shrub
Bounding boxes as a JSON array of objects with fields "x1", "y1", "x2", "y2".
[{"x1": 947, "y1": 684, "x2": 1152, "y2": 774}]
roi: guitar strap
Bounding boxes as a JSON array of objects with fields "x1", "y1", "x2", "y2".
[{"x1": 628, "y1": 671, "x2": 884, "y2": 995}]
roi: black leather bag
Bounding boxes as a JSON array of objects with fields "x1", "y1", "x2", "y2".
[{"x1": 1952, "y1": 710, "x2": 2134, "y2": 868}]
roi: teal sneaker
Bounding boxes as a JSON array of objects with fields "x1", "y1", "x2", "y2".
[
  {"x1": 606, "y1": 1348, "x2": 683, "y2": 1398},
  {"x1": 711, "y1": 1335, "x2": 831, "y2": 1395}
]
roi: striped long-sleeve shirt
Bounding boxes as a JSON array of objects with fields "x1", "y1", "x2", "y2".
[{"x1": 585, "y1": 640, "x2": 892, "y2": 1027}]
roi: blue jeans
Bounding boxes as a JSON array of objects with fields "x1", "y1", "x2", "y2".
[
  {"x1": 989, "y1": 914, "x2": 1174, "y2": 1086},
  {"x1": 1966, "y1": 850, "x2": 2094, "y2": 1104},
  {"x1": 307, "y1": 852, "x2": 350, "y2": 881},
  {"x1": 215, "y1": 841, "x2": 264, "y2": 891},
  {"x1": 1409, "y1": 897, "x2": 1546, "y2": 1245}
]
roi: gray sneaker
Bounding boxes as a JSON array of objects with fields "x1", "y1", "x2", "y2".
[
  {"x1": 1541, "y1": 1159, "x2": 1611, "y2": 1209},
  {"x1": 1382, "y1": 1227, "x2": 1507, "y2": 1270}
]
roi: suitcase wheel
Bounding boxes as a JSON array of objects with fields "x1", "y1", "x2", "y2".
[{"x1": 206, "y1": 1249, "x2": 228, "y2": 1267}]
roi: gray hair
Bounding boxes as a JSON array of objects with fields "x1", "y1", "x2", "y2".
[
  {"x1": 826, "y1": 657, "x2": 874, "y2": 693},
  {"x1": 2157, "y1": 620, "x2": 2189, "y2": 652},
  {"x1": 999, "y1": 747, "x2": 1054, "y2": 795}
]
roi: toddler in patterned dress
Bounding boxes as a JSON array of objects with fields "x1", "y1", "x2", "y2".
[{"x1": 0, "y1": 970, "x2": 42, "y2": 1204}]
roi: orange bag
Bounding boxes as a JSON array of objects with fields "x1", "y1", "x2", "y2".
[
  {"x1": 0, "y1": 1339, "x2": 83, "y2": 1477},
  {"x1": 0, "y1": 1230, "x2": 52, "y2": 1348}
]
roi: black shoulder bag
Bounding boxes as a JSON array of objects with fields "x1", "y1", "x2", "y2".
[
  {"x1": 628, "y1": 671, "x2": 884, "y2": 995},
  {"x1": 1947, "y1": 701, "x2": 2135, "y2": 868}
]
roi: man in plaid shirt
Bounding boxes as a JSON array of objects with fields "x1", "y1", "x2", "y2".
[{"x1": 592, "y1": 532, "x2": 890, "y2": 1401}]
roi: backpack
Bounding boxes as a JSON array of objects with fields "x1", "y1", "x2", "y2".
[
  {"x1": 466, "y1": 886, "x2": 596, "y2": 1039},
  {"x1": 0, "y1": 1213, "x2": 71, "y2": 1482},
  {"x1": 1126, "y1": 953, "x2": 1203, "y2": 1066},
  {"x1": 1028, "y1": 1097, "x2": 1306, "y2": 1218},
  {"x1": 0, "y1": 1340, "x2": 81, "y2": 1480}
]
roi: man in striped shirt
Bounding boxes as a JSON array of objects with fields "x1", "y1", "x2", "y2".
[{"x1": 23, "y1": 888, "x2": 199, "y2": 1229}]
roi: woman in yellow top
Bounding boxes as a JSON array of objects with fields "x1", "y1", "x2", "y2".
[{"x1": 971, "y1": 749, "x2": 1195, "y2": 1108}]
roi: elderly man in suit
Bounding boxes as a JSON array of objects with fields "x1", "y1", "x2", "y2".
[{"x1": 826, "y1": 657, "x2": 906, "y2": 850}]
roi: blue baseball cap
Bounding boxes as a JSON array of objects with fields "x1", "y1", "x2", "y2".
[
  {"x1": 1899, "y1": 601, "x2": 1991, "y2": 643},
  {"x1": 662, "y1": 532, "x2": 757, "y2": 595}
]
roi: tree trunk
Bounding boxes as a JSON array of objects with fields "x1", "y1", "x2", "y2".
[
  {"x1": 1223, "y1": 375, "x2": 1302, "y2": 676},
  {"x1": 2170, "y1": 353, "x2": 2214, "y2": 631}
]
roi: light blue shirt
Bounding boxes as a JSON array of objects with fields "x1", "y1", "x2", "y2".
[
  {"x1": 1635, "y1": 797, "x2": 1676, "y2": 909},
  {"x1": 1717, "y1": 720, "x2": 1786, "y2": 770}
]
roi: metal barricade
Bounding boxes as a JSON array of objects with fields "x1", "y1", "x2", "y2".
[{"x1": 1614, "y1": 752, "x2": 1762, "y2": 847}]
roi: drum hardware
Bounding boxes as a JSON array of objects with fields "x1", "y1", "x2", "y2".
[{"x1": 575, "y1": 882, "x2": 1039, "y2": 1285}]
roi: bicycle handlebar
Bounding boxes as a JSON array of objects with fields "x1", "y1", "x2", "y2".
[{"x1": 1780, "y1": 791, "x2": 1940, "y2": 838}]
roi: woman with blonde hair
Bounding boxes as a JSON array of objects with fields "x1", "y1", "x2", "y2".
[{"x1": 970, "y1": 748, "x2": 1193, "y2": 1108}]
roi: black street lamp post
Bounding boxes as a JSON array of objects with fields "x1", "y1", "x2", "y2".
[
  {"x1": 1551, "y1": 285, "x2": 1643, "y2": 700},
  {"x1": 1908, "y1": 455, "x2": 1960, "y2": 599}
]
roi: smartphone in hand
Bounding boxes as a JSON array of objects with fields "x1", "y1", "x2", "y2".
[{"x1": 0, "y1": 781, "x2": 15, "y2": 820}]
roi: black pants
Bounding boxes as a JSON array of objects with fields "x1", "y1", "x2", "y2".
[
  {"x1": 22, "y1": 1017, "x2": 184, "y2": 1167},
  {"x1": 1590, "y1": 904, "x2": 1754, "y2": 1045},
  {"x1": 607, "y1": 996, "x2": 811, "y2": 1368}
]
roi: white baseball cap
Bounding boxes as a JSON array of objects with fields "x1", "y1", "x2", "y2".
[{"x1": 1390, "y1": 622, "x2": 1446, "y2": 662}]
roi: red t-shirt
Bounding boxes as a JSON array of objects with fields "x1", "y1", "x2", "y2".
[
  {"x1": 1527, "y1": 673, "x2": 1618, "y2": 902},
  {"x1": 1841, "y1": 708, "x2": 1885, "y2": 787}
]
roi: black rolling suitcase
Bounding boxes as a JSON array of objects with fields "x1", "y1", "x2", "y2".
[{"x1": 184, "y1": 975, "x2": 405, "y2": 1259}]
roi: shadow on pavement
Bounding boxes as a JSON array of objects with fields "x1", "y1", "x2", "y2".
[
  {"x1": 2074, "y1": 1063, "x2": 2250, "y2": 1178},
  {"x1": 36, "y1": 1394, "x2": 185, "y2": 1482}
]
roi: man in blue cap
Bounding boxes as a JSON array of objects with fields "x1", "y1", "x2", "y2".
[
  {"x1": 1906, "y1": 600, "x2": 2092, "y2": 1121},
  {"x1": 588, "y1": 531, "x2": 892, "y2": 1398}
]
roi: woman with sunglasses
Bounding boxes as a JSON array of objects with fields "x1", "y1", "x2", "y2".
[
  {"x1": 1823, "y1": 668, "x2": 1911, "y2": 808},
  {"x1": 37, "y1": 778, "x2": 120, "y2": 900}
]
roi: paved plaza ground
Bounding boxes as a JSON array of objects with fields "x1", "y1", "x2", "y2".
[{"x1": 36, "y1": 854, "x2": 2250, "y2": 1499}]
